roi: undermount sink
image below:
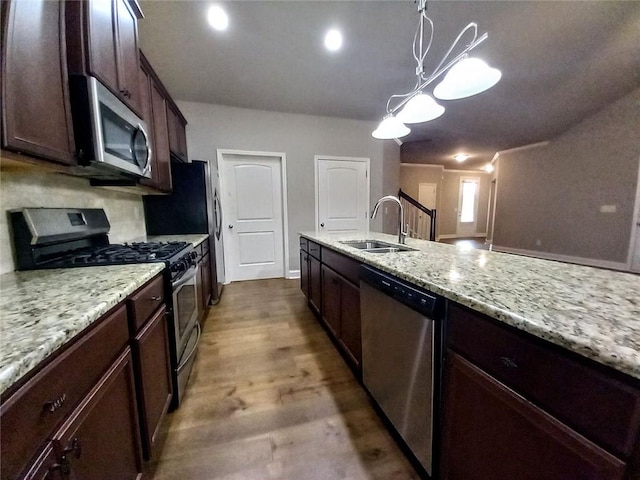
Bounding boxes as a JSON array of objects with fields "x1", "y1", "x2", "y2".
[{"x1": 340, "y1": 240, "x2": 417, "y2": 253}]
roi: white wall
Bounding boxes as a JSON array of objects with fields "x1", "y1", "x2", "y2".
[
  {"x1": 177, "y1": 101, "x2": 400, "y2": 273},
  {"x1": 1, "y1": 169, "x2": 146, "y2": 274}
]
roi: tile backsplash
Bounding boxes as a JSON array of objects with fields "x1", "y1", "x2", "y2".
[{"x1": 1, "y1": 169, "x2": 147, "y2": 274}]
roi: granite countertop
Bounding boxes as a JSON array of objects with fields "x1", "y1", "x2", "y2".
[
  {"x1": 143, "y1": 234, "x2": 209, "y2": 248},
  {"x1": 300, "y1": 231, "x2": 640, "y2": 381},
  {"x1": 0, "y1": 263, "x2": 165, "y2": 396}
]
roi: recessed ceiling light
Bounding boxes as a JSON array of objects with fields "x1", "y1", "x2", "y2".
[
  {"x1": 324, "y1": 29, "x2": 343, "y2": 52},
  {"x1": 484, "y1": 164, "x2": 495, "y2": 173},
  {"x1": 454, "y1": 154, "x2": 469, "y2": 162},
  {"x1": 207, "y1": 5, "x2": 229, "y2": 31}
]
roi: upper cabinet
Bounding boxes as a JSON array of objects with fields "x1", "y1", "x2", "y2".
[
  {"x1": 1, "y1": 0, "x2": 77, "y2": 165},
  {"x1": 66, "y1": 0, "x2": 143, "y2": 116},
  {"x1": 166, "y1": 102, "x2": 189, "y2": 162}
]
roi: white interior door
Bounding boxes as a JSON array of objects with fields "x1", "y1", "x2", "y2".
[
  {"x1": 220, "y1": 153, "x2": 285, "y2": 282},
  {"x1": 632, "y1": 205, "x2": 640, "y2": 272},
  {"x1": 456, "y1": 177, "x2": 480, "y2": 237},
  {"x1": 316, "y1": 157, "x2": 369, "y2": 233}
]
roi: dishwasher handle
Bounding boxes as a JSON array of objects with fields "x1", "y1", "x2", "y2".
[{"x1": 360, "y1": 265, "x2": 440, "y2": 316}]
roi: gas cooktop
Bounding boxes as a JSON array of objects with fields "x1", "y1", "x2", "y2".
[{"x1": 55, "y1": 241, "x2": 191, "y2": 266}]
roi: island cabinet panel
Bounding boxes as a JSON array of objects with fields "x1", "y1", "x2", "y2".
[
  {"x1": 0, "y1": 305, "x2": 129, "y2": 480},
  {"x1": 1, "y1": 0, "x2": 77, "y2": 165},
  {"x1": 338, "y1": 278, "x2": 361, "y2": 368},
  {"x1": 300, "y1": 250, "x2": 309, "y2": 298},
  {"x1": 308, "y1": 255, "x2": 322, "y2": 316},
  {"x1": 448, "y1": 303, "x2": 640, "y2": 458},
  {"x1": 321, "y1": 265, "x2": 342, "y2": 336},
  {"x1": 51, "y1": 348, "x2": 142, "y2": 480},
  {"x1": 441, "y1": 352, "x2": 627, "y2": 480}
]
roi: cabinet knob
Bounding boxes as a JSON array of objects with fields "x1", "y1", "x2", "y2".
[{"x1": 150, "y1": 296, "x2": 161, "y2": 301}]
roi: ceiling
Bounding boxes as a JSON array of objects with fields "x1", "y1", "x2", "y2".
[{"x1": 138, "y1": 1, "x2": 640, "y2": 170}]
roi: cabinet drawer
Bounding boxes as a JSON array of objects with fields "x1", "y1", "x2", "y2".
[
  {"x1": 448, "y1": 303, "x2": 640, "y2": 458},
  {"x1": 308, "y1": 240, "x2": 321, "y2": 260},
  {"x1": 299, "y1": 237, "x2": 308, "y2": 252},
  {"x1": 128, "y1": 275, "x2": 165, "y2": 333},
  {"x1": 0, "y1": 305, "x2": 129, "y2": 479},
  {"x1": 322, "y1": 248, "x2": 360, "y2": 286}
]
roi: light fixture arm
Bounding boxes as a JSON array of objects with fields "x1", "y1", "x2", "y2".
[{"x1": 385, "y1": 29, "x2": 488, "y2": 115}]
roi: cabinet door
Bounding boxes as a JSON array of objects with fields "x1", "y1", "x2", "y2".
[
  {"x1": 137, "y1": 61, "x2": 160, "y2": 189},
  {"x1": 308, "y1": 256, "x2": 322, "y2": 316},
  {"x1": 339, "y1": 279, "x2": 361, "y2": 368},
  {"x1": 166, "y1": 103, "x2": 188, "y2": 161},
  {"x1": 114, "y1": 0, "x2": 141, "y2": 113},
  {"x1": 133, "y1": 306, "x2": 172, "y2": 460},
  {"x1": 2, "y1": 0, "x2": 76, "y2": 164},
  {"x1": 441, "y1": 352, "x2": 626, "y2": 480},
  {"x1": 52, "y1": 349, "x2": 142, "y2": 480},
  {"x1": 300, "y1": 251, "x2": 309, "y2": 298},
  {"x1": 86, "y1": 0, "x2": 118, "y2": 94},
  {"x1": 201, "y1": 253, "x2": 212, "y2": 310},
  {"x1": 150, "y1": 82, "x2": 172, "y2": 191},
  {"x1": 321, "y1": 265, "x2": 341, "y2": 336}
]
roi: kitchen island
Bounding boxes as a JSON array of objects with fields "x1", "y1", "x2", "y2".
[
  {"x1": 300, "y1": 231, "x2": 640, "y2": 379},
  {"x1": 300, "y1": 230, "x2": 640, "y2": 480}
]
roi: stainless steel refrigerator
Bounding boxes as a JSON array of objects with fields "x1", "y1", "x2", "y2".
[{"x1": 143, "y1": 159, "x2": 225, "y2": 303}]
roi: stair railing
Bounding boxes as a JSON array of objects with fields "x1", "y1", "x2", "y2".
[{"x1": 398, "y1": 189, "x2": 437, "y2": 241}]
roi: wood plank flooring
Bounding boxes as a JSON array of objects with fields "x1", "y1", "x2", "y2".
[{"x1": 146, "y1": 278, "x2": 420, "y2": 479}]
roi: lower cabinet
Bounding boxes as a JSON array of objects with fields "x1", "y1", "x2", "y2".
[
  {"x1": 442, "y1": 352, "x2": 626, "y2": 480},
  {"x1": 308, "y1": 255, "x2": 322, "y2": 315},
  {"x1": 20, "y1": 444, "x2": 64, "y2": 480},
  {"x1": 51, "y1": 349, "x2": 142, "y2": 480},
  {"x1": 132, "y1": 305, "x2": 172, "y2": 460},
  {"x1": 300, "y1": 250, "x2": 309, "y2": 298}
]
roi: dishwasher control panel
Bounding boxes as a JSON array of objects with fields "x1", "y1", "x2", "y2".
[{"x1": 360, "y1": 265, "x2": 440, "y2": 316}]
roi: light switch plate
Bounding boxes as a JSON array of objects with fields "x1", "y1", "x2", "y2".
[{"x1": 600, "y1": 205, "x2": 617, "y2": 213}]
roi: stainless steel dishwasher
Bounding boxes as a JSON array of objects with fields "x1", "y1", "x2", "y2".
[{"x1": 360, "y1": 265, "x2": 444, "y2": 477}]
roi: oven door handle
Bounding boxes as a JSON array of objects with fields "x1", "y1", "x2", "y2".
[
  {"x1": 177, "y1": 322, "x2": 201, "y2": 371},
  {"x1": 172, "y1": 264, "x2": 198, "y2": 290}
]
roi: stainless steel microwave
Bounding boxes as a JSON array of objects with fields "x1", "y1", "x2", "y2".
[{"x1": 70, "y1": 75, "x2": 152, "y2": 180}]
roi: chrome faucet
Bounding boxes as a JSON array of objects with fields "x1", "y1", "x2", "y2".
[{"x1": 371, "y1": 195, "x2": 408, "y2": 244}]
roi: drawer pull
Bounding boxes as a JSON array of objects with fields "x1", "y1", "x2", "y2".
[
  {"x1": 500, "y1": 356, "x2": 518, "y2": 369},
  {"x1": 43, "y1": 393, "x2": 67, "y2": 412},
  {"x1": 62, "y1": 437, "x2": 82, "y2": 459},
  {"x1": 150, "y1": 296, "x2": 162, "y2": 301},
  {"x1": 50, "y1": 456, "x2": 71, "y2": 475}
]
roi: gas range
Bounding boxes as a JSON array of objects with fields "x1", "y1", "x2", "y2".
[{"x1": 9, "y1": 208, "x2": 196, "y2": 282}]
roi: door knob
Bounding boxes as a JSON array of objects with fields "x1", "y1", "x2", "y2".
[
  {"x1": 228, "y1": 225, "x2": 233, "y2": 229},
  {"x1": 320, "y1": 223, "x2": 325, "y2": 227}
]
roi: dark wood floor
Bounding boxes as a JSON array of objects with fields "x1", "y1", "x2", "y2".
[
  {"x1": 439, "y1": 237, "x2": 490, "y2": 250},
  {"x1": 146, "y1": 279, "x2": 420, "y2": 479}
]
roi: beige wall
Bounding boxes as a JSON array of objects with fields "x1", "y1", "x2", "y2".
[
  {"x1": 1, "y1": 169, "x2": 146, "y2": 274},
  {"x1": 177, "y1": 101, "x2": 400, "y2": 273},
  {"x1": 493, "y1": 87, "x2": 640, "y2": 264},
  {"x1": 400, "y1": 164, "x2": 490, "y2": 237}
]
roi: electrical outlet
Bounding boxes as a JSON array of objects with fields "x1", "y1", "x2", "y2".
[{"x1": 600, "y1": 205, "x2": 617, "y2": 213}]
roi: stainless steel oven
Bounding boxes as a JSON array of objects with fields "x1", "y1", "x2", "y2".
[{"x1": 171, "y1": 261, "x2": 201, "y2": 406}]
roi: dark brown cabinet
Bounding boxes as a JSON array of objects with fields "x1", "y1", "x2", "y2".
[
  {"x1": 21, "y1": 444, "x2": 66, "y2": 480},
  {"x1": 132, "y1": 306, "x2": 172, "y2": 460},
  {"x1": 300, "y1": 250, "x2": 309, "y2": 298},
  {"x1": 66, "y1": 0, "x2": 143, "y2": 115},
  {"x1": 51, "y1": 349, "x2": 142, "y2": 480},
  {"x1": 308, "y1": 255, "x2": 322, "y2": 316},
  {"x1": 442, "y1": 302, "x2": 640, "y2": 479},
  {"x1": 139, "y1": 52, "x2": 172, "y2": 192},
  {"x1": 1, "y1": 0, "x2": 77, "y2": 165},
  {"x1": 442, "y1": 352, "x2": 626, "y2": 480},
  {"x1": 166, "y1": 102, "x2": 188, "y2": 162},
  {"x1": 321, "y1": 265, "x2": 342, "y2": 335}
]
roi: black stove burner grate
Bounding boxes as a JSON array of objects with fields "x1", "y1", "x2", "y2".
[{"x1": 51, "y1": 241, "x2": 191, "y2": 267}]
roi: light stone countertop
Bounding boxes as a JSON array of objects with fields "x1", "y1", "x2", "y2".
[
  {"x1": 0, "y1": 263, "x2": 165, "y2": 396},
  {"x1": 143, "y1": 234, "x2": 209, "y2": 248},
  {"x1": 300, "y1": 231, "x2": 640, "y2": 380}
]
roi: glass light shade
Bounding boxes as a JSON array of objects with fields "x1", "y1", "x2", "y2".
[
  {"x1": 396, "y1": 93, "x2": 445, "y2": 124},
  {"x1": 433, "y1": 57, "x2": 502, "y2": 100},
  {"x1": 372, "y1": 116, "x2": 410, "y2": 140},
  {"x1": 207, "y1": 5, "x2": 229, "y2": 31}
]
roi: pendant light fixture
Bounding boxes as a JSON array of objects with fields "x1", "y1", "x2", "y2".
[{"x1": 372, "y1": 0, "x2": 501, "y2": 140}]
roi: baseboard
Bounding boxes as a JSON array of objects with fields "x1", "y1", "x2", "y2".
[
  {"x1": 492, "y1": 245, "x2": 630, "y2": 272},
  {"x1": 438, "y1": 233, "x2": 487, "y2": 240},
  {"x1": 287, "y1": 269, "x2": 301, "y2": 279}
]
